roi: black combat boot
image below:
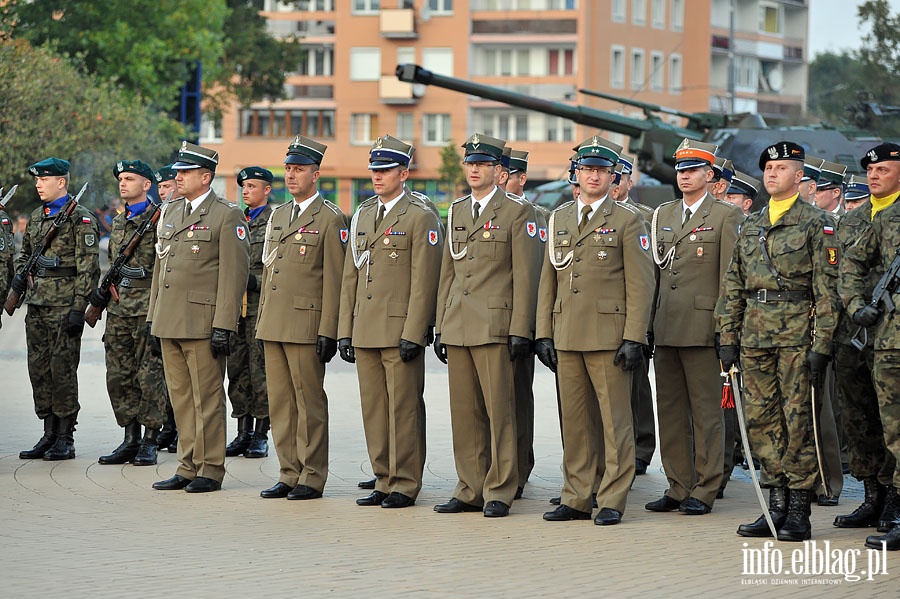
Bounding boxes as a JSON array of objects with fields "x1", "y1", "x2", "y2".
[
  {"x1": 99, "y1": 421, "x2": 142, "y2": 464},
  {"x1": 157, "y1": 404, "x2": 177, "y2": 449},
  {"x1": 737, "y1": 488, "x2": 788, "y2": 537},
  {"x1": 834, "y1": 477, "x2": 885, "y2": 528},
  {"x1": 777, "y1": 489, "x2": 813, "y2": 542},
  {"x1": 244, "y1": 417, "x2": 269, "y2": 458},
  {"x1": 878, "y1": 486, "x2": 900, "y2": 532},
  {"x1": 43, "y1": 415, "x2": 77, "y2": 461},
  {"x1": 20, "y1": 415, "x2": 58, "y2": 459},
  {"x1": 225, "y1": 414, "x2": 254, "y2": 457},
  {"x1": 132, "y1": 428, "x2": 160, "y2": 466}
]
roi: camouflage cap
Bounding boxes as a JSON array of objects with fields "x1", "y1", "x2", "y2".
[
  {"x1": 844, "y1": 174, "x2": 870, "y2": 201},
  {"x1": 462, "y1": 132, "x2": 506, "y2": 163},
  {"x1": 712, "y1": 156, "x2": 734, "y2": 182},
  {"x1": 727, "y1": 170, "x2": 762, "y2": 199},
  {"x1": 154, "y1": 165, "x2": 176, "y2": 183},
  {"x1": 113, "y1": 159, "x2": 154, "y2": 182},
  {"x1": 759, "y1": 141, "x2": 805, "y2": 170},
  {"x1": 801, "y1": 156, "x2": 825, "y2": 182},
  {"x1": 237, "y1": 166, "x2": 274, "y2": 186},
  {"x1": 508, "y1": 149, "x2": 529, "y2": 174},
  {"x1": 860, "y1": 142, "x2": 900, "y2": 169},
  {"x1": 172, "y1": 141, "x2": 218, "y2": 172},
  {"x1": 573, "y1": 134, "x2": 622, "y2": 167},
  {"x1": 816, "y1": 161, "x2": 847, "y2": 191},
  {"x1": 28, "y1": 157, "x2": 70, "y2": 177},
  {"x1": 286, "y1": 135, "x2": 327, "y2": 166},
  {"x1": 673, "y1": 139, "x2": 717, "y2": 171}
]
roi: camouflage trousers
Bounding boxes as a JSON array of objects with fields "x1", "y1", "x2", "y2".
[
  {"x1": 103, "y1": 313, "x2": 168, "y2": 429},
  {"x1": 873, "y1": 349, "x2": 900, "y2": 489},
  {"x1": 740, "y1": 346, "x2": 818, "y2": 490},
  {"x1": 25, "y1": 304, "x2": 81, "y2": 419},
  {"x1": 225, "y1": 315, "x2": 268, "y2": 419},
  {"x1": 834, "y1": 342, "x2": 894, "y2": 485}
]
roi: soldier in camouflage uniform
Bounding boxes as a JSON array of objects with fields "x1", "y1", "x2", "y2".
[
  {"x1": 840, "y1": 142, "x2": 900, "y2": 550},
  {"x1": 14, "y1": 158, "x2": 100, "y2": 460},
  {"x1": 0, "y1": 203, "x2": 15, "y2": 314},
  {"x1": 93, "y1": 160, "x2": 168, "y2": 466},
  {"x1": 224, "y1": 167, "x2": 272, "y2": 459},
  {"x1": 717, "y1": 142, "x2": 839, "y2": 542}
]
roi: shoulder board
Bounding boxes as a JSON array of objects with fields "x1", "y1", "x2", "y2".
[
  {"x1": 503, "y1": 192, "x2": 525, "y2": 205},
  {"x1": 409, "y1": 190, "x2": 431, "y2": 202},
  {"x1": 215, "y1": 195, "x2": 239, "y2": 208},
  {"x1": 451, "y1": 195, "x2": 471, "y2": 205},
  {"x1": 322, "y1": 199, "x2": 344, "y2": 216},
  {"x1": 273, "y1": 202, "x2": 292, "y2": 213},
  {"x1": 657, "y1": 199, "x2": 681, "y2": 208},
  {"x1": 614, "y1": 200, "x2": 640, "y2": 215},
  {"x1": 553, "y1": 200, "x2": 575, "y2": 214},
  {"x1": 713, "y1": 198, "x2": 741, "y2": 211},
  {"x1": 406, "y1": 196, "x2": 430, "y2": 212},
  {"x1": 358, "y1": 196, "x2": 379, "y2": 209}
]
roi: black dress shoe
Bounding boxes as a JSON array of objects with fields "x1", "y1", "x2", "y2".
[
  {"x1": 260, "y1": 482, "x2": 292, "y2": 499},
  {"x1": 152, "y1": 474, "x2": 191, "y2": 490},
  {"x1": 185, "y1": 477, "x2": 222, "y2": 493},
  {"x1": 543, "y1": 505, "x2": 592, "y2": 521},
  {"x1": 287, "y1": 484, "x2": 322, "y2": 500},
  {"x1": 645, "y1": 495, "x2": 681, "y2": 512},
  {"x1": 680, "y1": 497, "x2": 712, "y2": 515},
  {"x1": 484, "y1": 501, "x2": 510, "y2": 518},
  {"x1": 635, "y1": 458, "x2": 649, "y2": 475},
  {"x1": 381, "y1": 492, "x2": 416, "y2": 508},
  {"x1": 433, "y1": 498, "x2": 482, "y2": 513},
  {"x1": 594, "y1": 507, "x2": 622, "y2": 525},
  {"x1": 357, "y1": 490, "x2": 388, "y2": 506},
  {"x1": 358, "y1": 477, "x2": 377, "y2": 490},
  {"x1": 549, "y1": 496, "x2": 561, "y2": 505}
]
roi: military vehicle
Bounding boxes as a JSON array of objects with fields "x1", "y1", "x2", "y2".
[{"x1": 396, "y1": 64, "x2": 883, "y2": 199}]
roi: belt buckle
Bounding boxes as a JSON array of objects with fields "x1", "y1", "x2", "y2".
[
  {"x1": 36, "y1": 268, "x2": 45, "y2": 277},
  {"x1": 756, "y1": 289, "x2": 767, "y2": 303},
  {"x1": 120, "y1": 278, "x2": 132, "y2": 288}
]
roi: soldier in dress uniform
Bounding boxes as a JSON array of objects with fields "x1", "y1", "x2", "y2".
[
  {"x1": 149, "y1": 142, "x2": 250, "y2": 493},
  {"x1": 814, "y1": 161, "x2": 848, "y2": 219},
  {"x1": 94, "y1": 160, "x2": 168, "y2": 466},
  {"x1": 432, "y1": 133, "x2": 537, "y2": 518},
  {"x1": 835, "y1": 143, "x2": 900, "y2": 536},
  {"x1": 723, "y1": 170, "x2": 760, "y2": 216},
  {"x1": 337, "y1": 135, "x2": 441, "y2": 509},
  {"x1": 717, "y1": 141, "x2": 839, "y2": 541},
  {"x1": 799, "y1": 156, "x2": 825, "y2": 204},
  {"x1": 844, "y1": 175, "x2": 870, "y2": 212},
  {"x1": 644, "y1": 140, "x2": 741, "y2": 516},
  {"x1": 537, "y1": 135, "x2": 655, "y2": 526},
  {"x1": 224, "y1": 167, "x2": 273, "y2": 459},
  {"x1": 255, "y1": 136, "x2": 346, "y2": 501},
  {"x1": 15, "y1": 158, "x2": 100, "y2": 460},
  {"x1": 708, "y1": 156, "x2": 734, "y2": 201}
]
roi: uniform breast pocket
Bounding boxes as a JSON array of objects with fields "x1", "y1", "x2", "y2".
[
  {"x1": 289, "y1": 234, "x2": 319, "y2": 263},
  {"x1": 451, "y1": 230, "x2": 468, "y2": 255},
  {"x1": 688, "y1": 230, "x2": 719, "y2": 262},
  {"x1": 740, "y1": 231, "x2": 758, "y2": 258},
  {"x1": 183, "y1": 229, "x2": 212, "y2": 259},
  {"x1": 589, "y1": 234, "x2": 619, "y2": 266},
  {"x1": 772, "y1": 235, "x2": 811, "y2": 278},
  {"x1": 379, "y1": 235, "x2": 409, "y2": 265},
  {"x1": 475, "y1": 228, "x2": 508, "y2": 260}
]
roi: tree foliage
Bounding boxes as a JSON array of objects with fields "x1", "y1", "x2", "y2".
[
  {"x1": 438, "y1": 142, "x2": 466, "y2": 199},
  {"x1": 0, "y1": 40, "x2": 187, "y2": 213}
]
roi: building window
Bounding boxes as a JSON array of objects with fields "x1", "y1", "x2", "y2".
[
  {"x1": 651, "y1": 0, "x2": 664, "y2": 28},
  {"x1": 350, "y1": 48, "x2": 381, "y2": 81},
  {"x1": 199, "y1": 113, "x2": 222, "y2": 143},
  {"x1": 482, "y1": 48, "x2": 531, "y2": 76},
  {"x1": 669, "y1": 53, "x2": 682, "y2": 93},
  {"x1": 397, "y1": 46, "x2": 416, "y2": 67},
  {"x1": 351, "y1": 114, "x2": 378, "y2": 144},
  {"x1": 548, "y1": 48, "x2": 575, "y2": 76},
  {"x1": 670, "y1": 0, "x2": 683, "y2": 31},
  {"x1": 546, "y1": 116, "x2": 573, "y2": 142},
  {"x1": 422, "y1": 48, "x2": 454, "y2": 76},
  {"x1": 352, "y1": 0, "x2": 380, "y2": 14},
  {"x1": 297, "y1": 46, "x2": 333, "y2": 76},
  {"x1": 759, "y1": 2, "x2": 783, "y2": 35},
  {"x1": 612, "y1": 0, "x2": 626, "y2": 22},
  {"x1": 397, "y1": 113, "x2": 414, "y2": 141},
  {"x1": 240, "y1": 108, "x2": 334, "y2": 138},
  {"x1": 650, "y1": 52, "x2": 664, "y2": 91},
  {"x1": 291, "y1": 0, "x2": 334, "y2": 10},
  {"x1": 630, "y1": 48, "x2": 645, "y2": 90},
  {"x1": 428, "y1": 0, "x2": 453, "y2": 14},
  {"x1": 611, "y1": 45, "x2": 625, "y2": 89},
  {"x1": 632, "y1": 0, "x2": 646, "y2": 26},
  {"x1": 423, "y1": 114, "x2": 451, "y2": 145},
  {"x1": 477, "y1": 113, "x2": 529, "y2": 141},
  {"x1": 735, "y1": 56, "x2": 758, "y2": 90}
]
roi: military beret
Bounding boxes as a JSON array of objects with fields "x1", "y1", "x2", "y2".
[
  {"x1": 727, "y1": 170, "x2": 761, "y2": 199},
  {"x1": 860, "y1": 142, "x2": 900, "y2": 169},
  {"x1": 369, "y1": 135, "x2": 413, "y2": 170},
  {"x1": 172, "y1": 141, "x2": 218, "y2": 172},
  {"x1": 759, "y1": 141, "x2": 805, "y2": 170},
  {"x1": 844, "y1": 174, "x2": 870, "y2": 201},
  {"x1": 154, "y1": 165, "x2": 176, "y2": 183},
  {"x1": 673, "y1": 139, "x2": 717, "y2": 171},
  {"x1": 28, "y1": 157, "x2": 70, "y2": 177},
  {"x1": 286, "y1": 135, "x2": 327, "y2": 166},
  {"x1": 462, "y1": 132, "x2": 506, "y2": 163},
  {"x1": 237, "y1": 166, "x2": 274, "y2": 186},
  {"x1": 712, "y1": 157, "x2": 734, "y2": 182},
  {"x1": 113, "y1": 159, "x2": 154, "y2": 182},
  {"x1": 801, "y1": 156, "x2": 825, "y2": 182},
  {"x1": 816, "y1": 161, "x2": 848, "y2": 191},
  {"x1": 508, "y1": 149, "x2": 529, "y2": 174},
  {"x1": 573, "y1": 134, "x2": 622, "y2": 168}
]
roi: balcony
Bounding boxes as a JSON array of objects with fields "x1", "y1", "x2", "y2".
[
  {"x1": 380, "y1": 9, "x2": 417, "y2": 39},
  {"x1": 379, "y1": 76, "x2": 416, "y2": 105}
]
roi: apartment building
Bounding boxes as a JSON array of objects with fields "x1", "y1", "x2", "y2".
[{"x1": 209, "y1": 0, "x2": 808, "y2": 212}]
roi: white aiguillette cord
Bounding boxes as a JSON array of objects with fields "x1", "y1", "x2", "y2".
[
  {"x1": 650, "y1": 205, "x2": 676, "y2": 270},
  {"x1": 547, "y1": 210, "x2": 572, "y2": 271},
  {"x1": 349, "y1": 206, "x2": 372, "y2": 287}
]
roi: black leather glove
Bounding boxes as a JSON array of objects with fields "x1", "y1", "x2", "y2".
[
  {"x1": 534, "y1": 337, "x2": 557, "y2": 373},
  {"x1": 714, "y1": 332, "x2": 721, "y2": 355},
  {"x1": 236, "y1": 316, "x2": 247, "y2": 337},
  {"x1": 718, "y1": 344, "x2": 740, "y2": 371},
  {"x1": 433, "y1": 333, "x2": 448, "y2": 364},
  {"x1": 399, "y1": 339, "x2": 423, "y2": 362},
  {"x1": 10, "y1": 272, "x2": 27, "y2": 294},
  {"x1": 508, "y1": 335, "x2": 531, "y2": 361},
  {"x1": 88, "y1": 288, "x2": 109, "y2": 308},
  {"x1": 210, "y1": 328, "x2": 231, "y2": 358},
  {"x1": 613, "y1": 340, "x2": 644, "y2": 371},
  {"x1": 852, "y1": 305, "x2": 880, "y2": 328},
  {"x1": 316, "y1": 335, "x2": 337, "y2": 363},
  {"x1": 644, "y1": 330, "x2": 655, "y2": 359},
  {"x1": 425, "y1": 325, "x2": 435, "y2": 347},
  {"x1": 66, "y1": 310, "x2": 85, "y2": 337},
  {"x1": 147, "y1": 323, "x2": 162, "y2": 357},
  {"x1": 807, "y1": 350, "x2": 831, "y2": 389},
  {"x1": 247, "y1": 273, "x2": 259, "y2": 292},
  {"x1": 338, "y1": 337, "x2": 355, "y2": 363}
]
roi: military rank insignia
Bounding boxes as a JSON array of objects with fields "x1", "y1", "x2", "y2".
[
  {"x1": 827, "y1": 247, "x2": 838, "y2": 265},
  {"x1": 340, "y1": 228, "x2": 349, "y2": 243},
  {"x1": 236, "y1": 225, "x2": 247, "y2": 240},
  {"x1": 526, "y1": 221, "x2": 536, "y2": 237},
  {"x1": 428, "y1": 230, "x2": 438, "y2": 246},
  {"x1": 639, "y1": 234, "x2": 650, "y2": 251}
]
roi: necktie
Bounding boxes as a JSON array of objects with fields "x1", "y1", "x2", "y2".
[
  {"x1": 473, "y1": 201, "x2": 481, "y2": 222},
  {"x1": 184, "y1": 200, "x2": 192, "y2": 219},
  {"x1": 683, "y1": 207, "x2": 692, "y2": 225},
  {"x1": 291, "y1": 203, "x2": 300, "y2": 223},
  {"x1": 375, "y1": 203, "x2": 385, "y2": 231},
  {"x1": 579, "y1": 205, "x2": 591, "y2": 232}
]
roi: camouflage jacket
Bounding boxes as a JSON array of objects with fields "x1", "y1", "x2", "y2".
[
  {"x1": 106, "y1": 207, "x2": 158, "y2": 318},
  {"x1": 244, "y1": 203, "x2": 272, "y2": 318},
  {"x1": 833, "y1": 199, "x2": 883, "y2": 347},
  {"x1": 717, "y1": 197, "x2": 839, "y2": 354},
  {"x1": 0, "y1": 209, "x2": 14, "y2": 299},
  {"x1": 15, "y1": 201, "x2": 100, "y2": 311},
  {"x1": 840, "y1": 200, "x2": 900, "y2": 350}
]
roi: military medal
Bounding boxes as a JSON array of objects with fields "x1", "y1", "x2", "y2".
[
  {"x1": 191, "y1": 244, "x2": 200, "y2": 254},
  {"x1": 295, "y1": 233, "x2": 302, "y2": 240},
  {"x1": 593, "y1": 232, "x2": 602, "y2": 242},
  {"x1": 598, "y1": 250, "x2": 608, "y2": 261},
  {"x1": 482, "y1": 230, "x2": 491, "y2": 239},
  {"x1": 689, "y1": 233, "x2": 697, "y2": 241},
  {"x1": 562, "y1": 239, "x2": 569, "y2": 246},
  {"x1": 383, "y1": 237, "x2": 390, "y2": 245},
  {"x1": 389, "y1": 251, "x2": 399, "y2": 260},
  {"x1": 187, "y1": 231, "x2": 194, "y2": 238}
]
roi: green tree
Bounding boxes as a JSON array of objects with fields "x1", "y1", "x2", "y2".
[
  {"x1": 0, "y1": 40, "x2": 187, "y2": 212},
  {"x1": 438, "y1": 142, "x2": 466, "y2": 198}
]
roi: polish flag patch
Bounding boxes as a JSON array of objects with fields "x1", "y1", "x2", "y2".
[{"x1": 823, "y1": 225, "x2": 835, "y2": 235}]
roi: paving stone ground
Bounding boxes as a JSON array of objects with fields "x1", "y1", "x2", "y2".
[{"x1": 0, "y1": 309, "x2": 895, "y2": 597}]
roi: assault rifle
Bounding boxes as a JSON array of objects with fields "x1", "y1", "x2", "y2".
[
  {"x1": 850, "y1": 246, "x2": 900, "y2": 350},
  {"x1": 84, "y1": 192, "x2": 169, "y2": 327},
  {"x1": 4, "y1": 182, "x2": 88, "y2": 316}
]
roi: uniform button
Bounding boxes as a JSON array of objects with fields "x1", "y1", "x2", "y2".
[
  {"x1": 366, "y1": 294, "x2": 372, "y2": 299},
  {"x1": 671, "y1": 271, "x2": 678, "y2": 275},
  {"x1": 671, "y1": 284, "x2": 677, "y2": 289},
  {"x1": 272, "y1": 285, "x2": 277, "y2": 290},
  {"x1": 574, "y1": 257, "x2": 581, "y2": 262},
  {"x1": 166, "y1": 268, "x2": 171, "y2": 272},
  {"x1": 576, "y1": 242, "x2": 583, "y2": 247},
  {"x1": 164, "y1": 284, "x2": 169, "y2": 288},
  {"x1": 675, "y1": 255, "x2": 681, "y2": 260},
  {"x1": 468, "y1": 255, "x2": 474, "y2": 260},
  {"x1": 278, "y1": 255, "x2": 283, "y2": 259},
  {"x1": 174, "y1": 237, "x2": 178, "y2": 241},
  {"x1": 274, "y1": 269, "x2": 279, "y2": 273},
  {"x1": 465, "y1": 273, "x2": 471, "y2": 278},
  {"x1": 309, "y1": 303, "x2": 314, "y2": 308},
  {"x1": 573, "y1": 273, "x2": 580, "y2": 278},
  {"x1": 572, "y1": 289, "x2": 579, "y2": 294},
  {"x1": 463, "y1": 291, "x2": 469, "y2": 295}
]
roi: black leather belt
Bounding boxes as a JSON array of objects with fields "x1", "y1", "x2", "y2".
[
  {"x1": 750, "y1": 289, "x2": 810, "y2": 303},
  {"x1": 119, "y1": 277, "x2": 152, "y2": 289},
  {"x1": 35, "y1": 267, "x2": 77, "y2": 278}
]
